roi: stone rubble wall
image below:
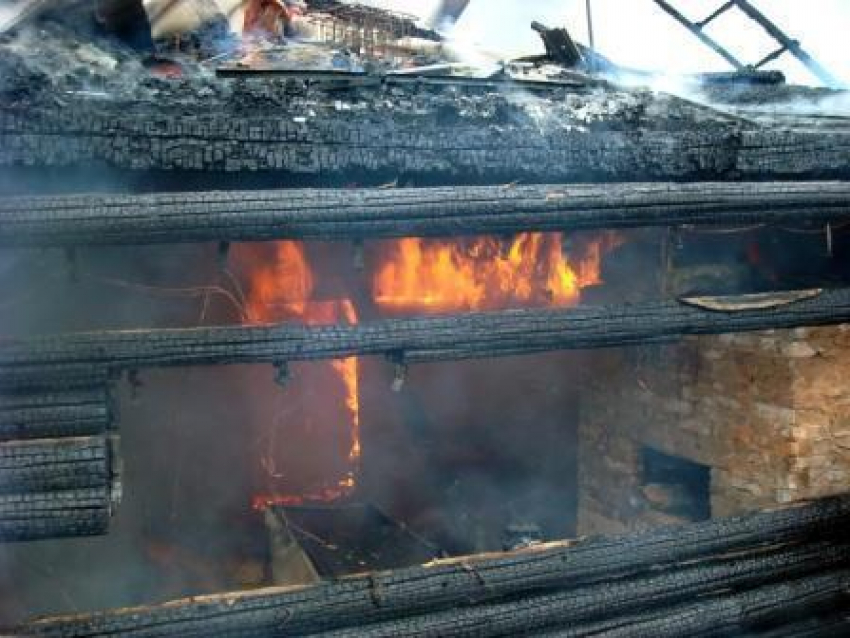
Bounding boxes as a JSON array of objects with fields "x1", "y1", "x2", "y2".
[{"x1": 577, "y1": 325, "x2": 850, "y2": 535}]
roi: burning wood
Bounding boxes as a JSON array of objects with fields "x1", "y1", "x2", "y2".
[{"x1": 240, "y1": 241, "x2": 361, "y2": 507}]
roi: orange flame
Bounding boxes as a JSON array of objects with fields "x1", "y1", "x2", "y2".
[
  {"x1": 245, "y1": 241, "x2": 314, "y2": 322},
  {"x1": 242, "y1": 241, "x2": 360, "y2": 510},
  {"x1": 373, "y1": 232, "x2": 619, "y2": 314},
  {"x1": 242, "y1": 231, "x2": 620, "y2": 511}
]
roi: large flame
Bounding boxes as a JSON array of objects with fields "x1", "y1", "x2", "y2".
[
  {"x1": 373, "y1": 232, "x2": 618, "y2": 313},
  {"x1": 242, "y1": 241, "x2": 360, "y2": 510},
  {"x1": 242, "y1": 231, "x2": 620, "y2": 510}
]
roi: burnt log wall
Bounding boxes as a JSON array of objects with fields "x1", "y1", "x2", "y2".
[
  {"x1": 1, "y1": 89, "x2": 849, "y2": 184},
  {"x1": 11, "y1": 494, "x2": 850, "y2": 637},
  {"x1": 0, "y1": 384, "x2": 120, "y2": 542}
]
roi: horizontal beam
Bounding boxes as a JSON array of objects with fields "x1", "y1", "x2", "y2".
[
  {"x1": 0, "y1": 436, "x2": 111, "y2": 494},
  {"x1": 0, "y1": 485, "x2": 115, "y2": 542},
  {"x1": 0, "y1": 387, "x2": 111, "y2": 440},
  {"x1": 2, "y1": 289, "x2": 850, "y2": 381},
  {"x1": 306, "y1": 548, "x2": 850, "y2": 638},
  {"x1": 14, "y1": 493, "x2": 850, "y2": 636},
  {"x1": 2, "y1": 182, "x2": 850, "y2": 247},
  {"x1": 4, "y1": 88, "x2": 850, "y2": 182}
]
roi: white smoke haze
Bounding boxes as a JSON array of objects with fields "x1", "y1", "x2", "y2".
[{"x1": 371, "y1": 0, "x2": 849, "y2": 88}]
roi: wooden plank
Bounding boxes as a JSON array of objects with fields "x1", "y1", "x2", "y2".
[
  {"x1": 1, "y1": 182, "x2": 850, "y2": 247},
  {"x1": 13, "y1": 494, "x2": 850, "y2": 637},
  {"x1": 2, "y1": 289, "x2": 850, "y2": 380}
]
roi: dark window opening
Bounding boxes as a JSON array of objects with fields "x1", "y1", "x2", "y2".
[{"x1": 640, "y1": 446, "x2": 710, "y2": 521}]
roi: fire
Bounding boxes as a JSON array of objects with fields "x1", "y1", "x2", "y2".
[
  {"x1": 241, "y1": 241, "x2": 360, "y2": 509},
  {"x1": 372, "y1": 232, "x2": 619, "y2": 313},
  {"x1": 245, "y1": 241, "x2": 314, "y2": 321},
  {"x1": 240, "y1": 231, "x2": 620, "y2": 511}
]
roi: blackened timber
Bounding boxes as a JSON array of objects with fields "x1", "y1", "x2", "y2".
[
  {"x1": 13, "y1": 494, "x2": 850, "y2": 637},
  {"x1": 0, "y1": 485, "x2": 115, "y2": 542},
  {"x1": 0, "y1": 388, "x2": 111, "y2": 440},
  {"x1": 0, "y1": 436, "x2": 112, "y2": 493},
  {"x1": 3, "y1": 289, "x2": 850, "y2": 377},
  {"x1": 539, "y1": 571, "x2": 850, "y2": 637},
  {"x1": 0, "y1": 364, "x2": 110, "y2": 392},
  {"x1": 3, "y1": 182, "x2": 850, "y2": 247},
  {"x1": 4, "y1": 84, "x2": 850, "y2": 182},
  {"x1": 311, "y1": 544, "x2": 850, "y2": 638}
]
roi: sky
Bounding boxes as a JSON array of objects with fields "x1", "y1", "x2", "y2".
[{"x1": 371, "y1": 0, "x2": 850, "y2": 87}]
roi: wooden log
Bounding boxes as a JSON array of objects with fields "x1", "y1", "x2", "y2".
[
  {"x1": 0, "y1": 388, "x2": 111, "y2": 440},
  {"x1": 0, "y1": 436, "x2": 112, "y2": 493},
  {"x1": 2, "y1": 84, "x2": 850, "y2": 182},
  {"x1": 1, "y1": 182, "x2": 849, "y2": 247},
  {"x1": 537, "y1": 571, "x2": 850, "y2": 637},
  {"x1": 0, "y1": 364, "x2": 110, "y2": 392},
  {"x1": 744, "y1": 614, "x2": 850, "y2": 637},
  {"x1": 0, "y1": 485, "x2": 116, "y2": 542},
  {"x1": 3, "y1": 289, "x2": 850, "y2": 380},
  {"x1": 13, "y1": 494, "x2": 850, "y2": 637},
  {"x1": 309, "y1": 542, "x2": 850, "y2": 638}
]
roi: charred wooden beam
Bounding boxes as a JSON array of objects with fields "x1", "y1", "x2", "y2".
[
  {"x1": 0, "y1": 436, "x2": 112, "y2": 493},
  {"x1": 3, "y1": 86, "x2": 850, "y2": 182},
  {"x1": 0, "y1": 484, "x2": 117, "y2": 542},
  {"x1": 13, "y1": 494, "x2": 850, "y2": 637},
  {"x1": 0, "y1": 388, "x2": 112, "y2": 440},
  {"x1": 0, "y1": 431, "x2": 120, "y2": 542},
  {"x1": 538, "y1": 571, "x2": 850, "y2": 637},
  {"x1": 309, "y1": 543, "x2": 850, "y2": 638},
  {"x1": 2, "y1": 182, "x2": 850, "y2": 247},
  {"x1": 0, "y1": 364, "x2": 110, "y2": 392},
  {"x1": 2, "y1": 289, "x2": 850, "y2": 379},
  {"x1": 745, "y1": 614, "x2": 850, "y2": 637}
]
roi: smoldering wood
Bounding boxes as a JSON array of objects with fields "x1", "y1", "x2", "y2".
[
  {"x1": 0, "y1": 485, "x2": 115, "y2": 541},
  {"x1": 2, "y1": 182, "x2": 850, "y2": 247},
  {"x1": 0, "y1": 388, "x2": 111, "y2": 440},
  {"x1": 4, "y1": 289, "x2": 850, "y2": 382},
  {"x1": 308, "y1": 543, "x2": 850, "y2": 638},
  {"x1": 0, "y1": 436, "x2": 112, "y2": 493},
  {"x1": 3, "y1": 77, "x2": 850, "y2": 182},
  {"x1": 13, "y1": 494, "x2": 850, "y2": 637},
  {"x1": 536, "y1": 571, "x2": 850, "y2": 637}
]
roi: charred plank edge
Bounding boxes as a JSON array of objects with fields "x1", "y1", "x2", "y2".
[
  {"x1": 1, "y1": 182, "x2": 849, "y2": 247},
  {"x1": 13, "y1": 493, "x2": 850, "y2": 637},
  {"x1": 2, "y1": 288, "x2": 850, "y2": 378}
]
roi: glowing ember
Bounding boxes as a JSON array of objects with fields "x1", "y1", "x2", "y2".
[{"x1": 372, "y1": 232, "x2": 620, "y2": 313}]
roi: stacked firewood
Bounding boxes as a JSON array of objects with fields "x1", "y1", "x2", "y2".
[
  {"x1": 0, "y1": 377, "x2": 120, "y2": 542},
  {"x1": 14, "y1": 494, "x2": 850, "y2": 636}
]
